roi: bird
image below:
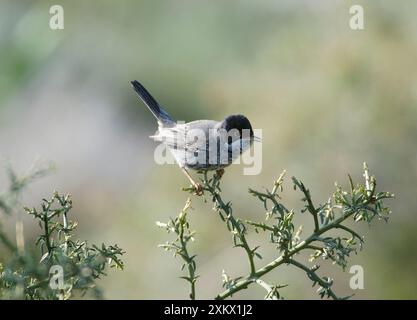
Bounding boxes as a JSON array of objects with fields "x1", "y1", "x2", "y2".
[{"x1": 131, "y1": 80, "x2": 259, "y2": 195}]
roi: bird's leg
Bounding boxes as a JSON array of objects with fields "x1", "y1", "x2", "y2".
[
  {"x1": 181, "y1": 167, "x2": 203, "y2": 196},
  {"x1": 215, "y1": 168, "x2": 225, "y2": 180}
]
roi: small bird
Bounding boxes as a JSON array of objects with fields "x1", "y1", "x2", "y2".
[{"x1": 131, "y1": 80, "x2": 259, "y2": 195}]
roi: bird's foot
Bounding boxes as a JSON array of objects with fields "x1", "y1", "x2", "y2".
[
  {"x1": 215, "y1": 169, "x2": 225, "y2": 180},
  {"x1": 193, "y1": 183, "x2": 204, "y2": 196}
]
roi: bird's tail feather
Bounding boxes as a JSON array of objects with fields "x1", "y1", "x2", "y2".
[{"x1": 131, "y1": 80, "x2": 174, "y2": 126}]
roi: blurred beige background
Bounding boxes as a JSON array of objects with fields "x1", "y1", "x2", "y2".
[{"x1": 0, "y1": 0, "x2": 416, "y2": 299}]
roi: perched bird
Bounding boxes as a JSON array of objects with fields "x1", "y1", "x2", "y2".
[{"x1": 131, "y1": 80, "x2": 259, "y2": 195}]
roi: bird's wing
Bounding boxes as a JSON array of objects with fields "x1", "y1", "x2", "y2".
[
  {"x1": 153, "y1": 128, "x2": 206, "y2": 153},
  {"x1": 153, "y1": 120, "x2": 219, "y2": 153}
]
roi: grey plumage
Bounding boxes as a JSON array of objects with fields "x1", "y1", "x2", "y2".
[{"x1": 131, "y1": 80, "x2": 255, "y2": 172}]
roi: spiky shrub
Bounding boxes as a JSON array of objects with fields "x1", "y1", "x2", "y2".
[
  {"x1": 159, "y1": 163, "x2": 393, "y2": 299},
  {"x1": 0, "y1": 164, "x2": 124, "y2": 299}
]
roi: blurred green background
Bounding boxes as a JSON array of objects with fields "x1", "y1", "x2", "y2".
[{"x1": 0, "y1": 0, "x2": 416, "y2": 299}]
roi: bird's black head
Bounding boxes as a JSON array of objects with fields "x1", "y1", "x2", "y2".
[{"x1": 221, "y1": 114, "x2": 254, "y2": 139}]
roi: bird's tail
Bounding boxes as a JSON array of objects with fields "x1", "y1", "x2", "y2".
[{"x1": 131, "y1": 80, "x2": 175, "y2": 127}]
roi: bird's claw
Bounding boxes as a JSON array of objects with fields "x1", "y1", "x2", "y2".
[
  {"x1": 215, "y1": 169, "x2": 225, "y2": 179},
  {"x1": 193, "y1": 183, "x2": 204, "y2": 196}
]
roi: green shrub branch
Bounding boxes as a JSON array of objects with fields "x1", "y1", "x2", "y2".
[
  {"x1": 0, "y1": 164, "x2": 125, "y2": 300},
  {"x1": 160, "y1": 163, "x2": 394, "y2": 300}
]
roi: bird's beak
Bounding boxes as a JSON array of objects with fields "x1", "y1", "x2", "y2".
[{"x1": 253, "y1": 136, "x2": 261, "y2": 142}]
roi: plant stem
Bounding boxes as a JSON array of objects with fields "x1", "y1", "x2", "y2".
[
  {"x1": 203, "y1": 172, "x2": 256, "y2": 275},
  {"x1": 335, "y1": 224, "x2": 363, "y2": 242},
  {"x1": 287, "y1": 258, "x2": 338, "y2": 299},
  {"x1": 43, "y1": 206, "x2": 53, "y2": 255},
  {"x1": 179, "y1": 227, "x2": 196, "y2": 300},
  {"x1": 292, "y1": 177, "x2": 320, "y2": 232},
  {"x1": 255, "y1": 278, "x2": 278, "y2": 300},
  {"x1": 215, "y1": 205, "x2": 360, "y2": 300}
]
